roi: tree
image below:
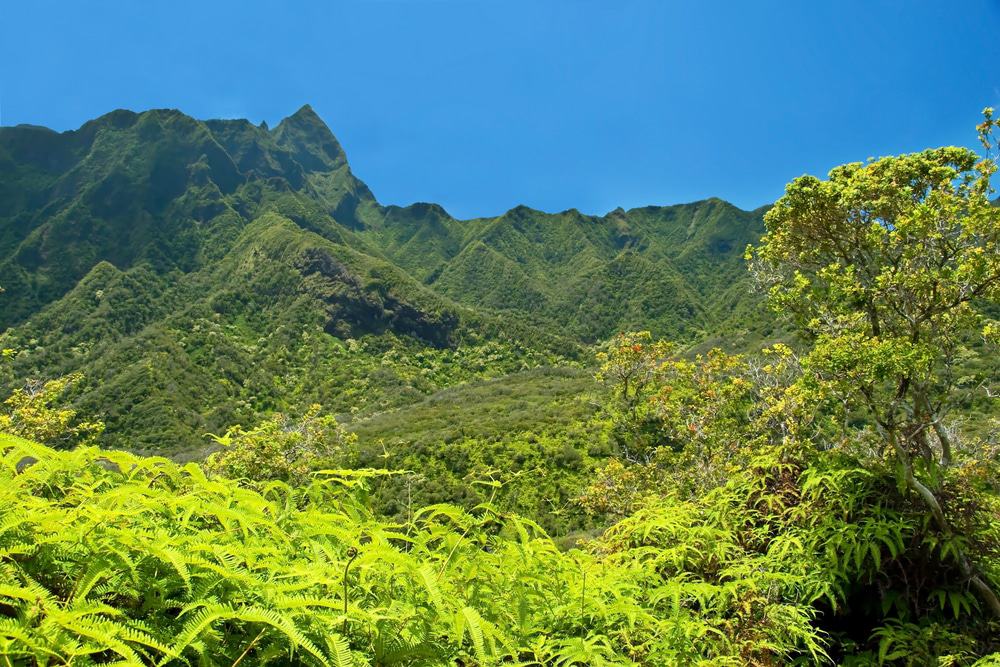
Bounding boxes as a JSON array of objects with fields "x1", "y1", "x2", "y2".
[
  {"x1": 747, "y1": 110, "x2": 1000, "y2": 616},
  {"x1": 594, "y1": 332, "x2": 673, "y2": 462},
  {"x1": 205, "y1": 404, "x2": 357, "y2": 484},
  {"x1": 0, "y1": 373, "x2": 104, "y2": 448},
  {"x1": 584, "y1": 340, "x2": 828, "y2": 511}
]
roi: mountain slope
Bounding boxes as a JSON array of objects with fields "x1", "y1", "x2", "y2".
[
  {"x1": 0, "y1": 105, "x2": 768, "y2": 454},
  {"x1": 0, "y1": 105, "x2": 377, "y2": 328},
  {"x1": 358, "y1": 198, "x2": 765, "y2": 342}
]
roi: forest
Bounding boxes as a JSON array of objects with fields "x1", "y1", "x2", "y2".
[{"x1": 0, "y1": 104, "x2": 999, "y2": 665}]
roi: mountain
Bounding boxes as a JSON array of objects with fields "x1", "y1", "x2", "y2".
[
  {"x1": 361, "y1": 198, "x2": 767, "y2": 342},
  {"x1": 0, "y1": 105, "x2": 768, "y2": 455},
  {"x1": 0, "y1": 105, "x2": 377, "y2": 327}
]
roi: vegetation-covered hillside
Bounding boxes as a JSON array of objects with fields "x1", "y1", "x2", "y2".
[
  {"x1": 0, "y1": 106, "x2": 766, "y2": 455},
  {"x1": 1, "y1": 106, "x2": 999, "y2": 665}
]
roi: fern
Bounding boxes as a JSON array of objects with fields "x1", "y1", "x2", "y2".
[
  {"x1": 3, "y1": 433, "x2": 999, "y2": 665},
  {"x1": 456, "y1": 606, "x2": 489, "y2": 663}
]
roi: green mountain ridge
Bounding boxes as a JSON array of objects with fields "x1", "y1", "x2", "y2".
[{"x1": 0, "y1": 105, "x2": 767, "y2": 454}]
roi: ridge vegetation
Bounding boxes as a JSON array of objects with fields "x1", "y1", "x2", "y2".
[{"x1": 0, "y1": 105, "x2": 766, "y2": 455}]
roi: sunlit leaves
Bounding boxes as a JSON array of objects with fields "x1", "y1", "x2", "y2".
[
  {"x1": 204, "y1": 404, "x2": 357, "y2": 485},
  {"x1": 0, "y1": 373, "x2": 104, "y2": 448}
]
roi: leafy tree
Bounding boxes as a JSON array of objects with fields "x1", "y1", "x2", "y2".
[
  {"x1": 0, "y1": 372, "x2": 104, "y2": 448},
  {"x1": 748, "y1": 110, "x2": 1000, "y2": 616},
  {"x1": 594, "y1": 332, "x2": 674, "y2": 461},
  {"x1": 205, "y1": 404, "x2": 357, "y2": 484},
  {"x1": 578, "y1": 456, "x2": 662, "y2": 519},
  {"x1": 585, "y1": 341, "x2": 821, "y2": 508}
]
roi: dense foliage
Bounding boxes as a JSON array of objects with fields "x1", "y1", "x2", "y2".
[
  {"x1": 0, "y1": 435, "x2": 836, "y2": 665},
  {"x1": 584, "y1": 334, "x2": 1000, "y2": 662},
  {"x1": 750, "y1": 119, "x2": 1000, "y2": 617},
  {"x1": 1, "y1": 106, "x2": 1000, "y2": 665}
]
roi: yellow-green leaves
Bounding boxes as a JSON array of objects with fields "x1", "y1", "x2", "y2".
[
  {"x1": 204, "y1": 404, "x2": 357, "y2": 485},
  {"x1": 749, "y1": 114, "x2": 1000, "y2": 626},
  {"x1": 0, "y1": 373, "x2": 104, "y2": 448},
  {"x1": 750, "y1": 119, "x2": 1000, "y2": 481}
]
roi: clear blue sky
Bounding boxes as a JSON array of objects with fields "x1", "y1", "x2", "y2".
[{"x1": 2, "y1": 1, "x2": 999, "y2": 218}]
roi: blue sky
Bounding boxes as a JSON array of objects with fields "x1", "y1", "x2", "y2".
[{"x1": 2, "y1": 1, "x2": 999, "y2": 218}]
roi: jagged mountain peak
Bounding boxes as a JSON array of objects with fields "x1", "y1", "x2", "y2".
[
  {"x1": 281, "y1": 103, "x2": 323, "y2": 125},
  {"x1": 271, "y1": 104, "x2": 346, "y2": 172}
]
